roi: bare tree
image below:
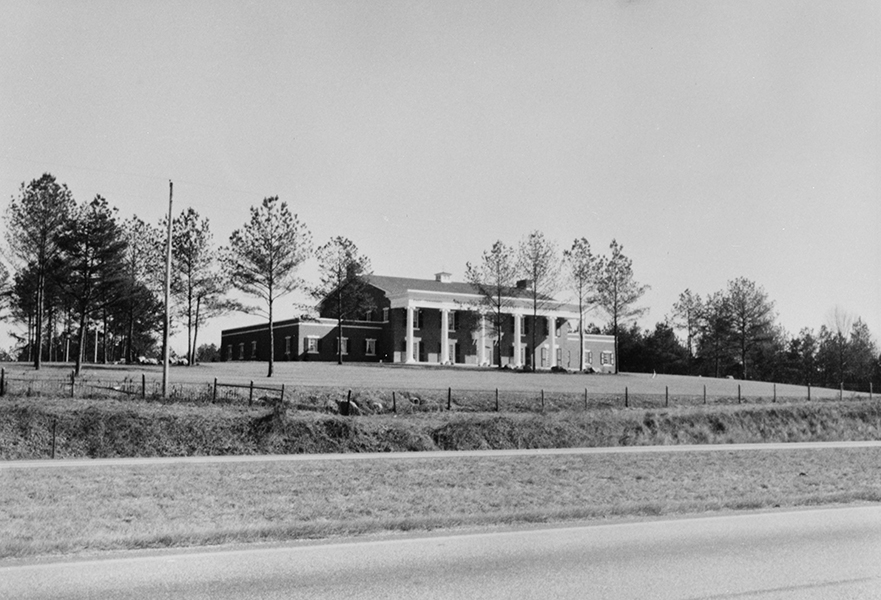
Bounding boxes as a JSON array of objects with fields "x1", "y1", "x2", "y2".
[
  {"x1": 223, "y1": 196, "x2": 312, "y2": 377},
  {"x1": 825, "y1": 305, "x2": 856, "y2": 386},
  {"x1": 4, "y1": 174, "x2": 75, "y2": 369},
  {"x1": 517, "y1": 231, "x2": 561, "y2": 370},
  {"x1": 726, "y1": 277, "x2": 775, "y2": 380},
  {"x1": 595, "y1": 239, "x2": 649, "y2": 374},
  {"x1": 563, "y1": 238, "x2": 598, "y2": 371},
  {"x1": 670, "y1": 288, "x2": 704, "y2": 369},
  {"x1": 312, "y1": 236, "x2": 374, "y2": 365},
  {"x1": 465, "y1": 240, "x2": 518, "y2": 368}
]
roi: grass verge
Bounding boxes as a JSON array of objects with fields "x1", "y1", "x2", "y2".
[{"x1": 2, "y1": 447, "x2": 881, "y2": 559}]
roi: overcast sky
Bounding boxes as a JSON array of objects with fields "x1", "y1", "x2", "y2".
[{"x1": 1, "y1": 0, "x2": 878, "y2": 352}]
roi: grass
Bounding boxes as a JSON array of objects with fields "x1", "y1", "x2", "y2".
[
  {"x1": 2, "y1": 447, "x2": 881, "y2": 559},
  {"x1": 0, "y1": 361, "x2": 851, "y2": 400},
  {"x1": 4, "y1": 397, "x2": 881, "y2": 460}
]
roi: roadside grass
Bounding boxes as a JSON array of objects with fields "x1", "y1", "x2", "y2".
[
  {"x1": 4, "y1": 397, "x2": 881, "y2": 460},
  {"x1": 2, "y1": 447, "x2": 881, "y2": 559}
]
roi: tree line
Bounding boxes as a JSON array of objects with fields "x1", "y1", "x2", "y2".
[
  {"x1": 623, "y1": 283, "x2": 880, "y2": 392},
  {"x1": 2, "y1": 173, "x2": 878, "y2": 388}
]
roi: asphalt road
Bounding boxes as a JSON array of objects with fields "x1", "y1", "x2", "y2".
[
  {"x1": 3, "y1": 506, "x2": 880, "y2": 599},
  {"x1": 3, "y1": 440, "x2": 881, "y2": 469}
]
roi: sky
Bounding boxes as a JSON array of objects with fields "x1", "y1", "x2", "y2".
[{"x1": 1, "y1": 0, "x2": 879, "y2": 353}]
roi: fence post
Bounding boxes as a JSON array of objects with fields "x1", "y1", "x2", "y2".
[
  {"x1": 280, "y1": 384, "x2": 285, "y2": 402},
  {"x1": 807, "y1": 384, "x2": 811, "y2": 402},
  {"x1": 347, "y1": 389, "x2": 352, "y2": 415},
  {"x1": 447, "y1": 387, "x2": 452, "y2": 410},
  {"x1": 141, "y1": 374, "x2": 146, "y2": 399},
  {"x1": 249, "y1": 381, "x2": 254, "y2": 406},
  {"x1": 840, "y1": 382, "x2": 843, "y2": 402},
  {"x1": 541, "y1": 389, "x2": 544, "y2": 411},
  {"x1": 51, "y1": 418, "x2": 57, "y2": 459},
  {"x1": 773, "y1": 383, "x2": 776, "y2": 403},
  {"x1": 703, "y1": 384, "x2": 707, "y2": 405},
  {"x1": 871, "y1": 382, "x2": 874, "y2": 402},
  {"x1": 392, "y1": 391, "x2": 396, "y2": 414},
  {"x1": 0, "y1": 368, "x2": 4, "y2": 396},
  {"x1": 584, "y1": 388, "x2": 588, "y2": 410},
  {"x1": 625, "y1": 387, "x2": 629, "y2": 408},
  {"x1": 70, "y1": 372, "x2": 75, "y2": 397},
  {"x1": 737, "y1": 384, "x2": 741, "y2": 404},
  {"x1": 495, "y1": 388, "x2": 499, "y2": 412},
  {"x1": 665, "y1": 386, "x2": 669, "y2": 408}
]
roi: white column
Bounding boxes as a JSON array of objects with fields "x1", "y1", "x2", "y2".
[
  {"x1": 548, "y1": 315, "x2": 557, "y2": 368},
  {"x1": 441, "y1": 309, "x2": 449, "y2": 364},
  {"x1": 478, "y1": 315, "x2": 486, "y2": 366},
  {"x1": 513, "y1": 313, "x2": 522, "y2": 368},
  {"x1": 405, "y1": 305, "x2": 415, "y2": 363}
]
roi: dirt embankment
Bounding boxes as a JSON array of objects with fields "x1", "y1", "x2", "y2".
[{"x1": 2, "y1": 398, "x2": 881, "y2": 460}]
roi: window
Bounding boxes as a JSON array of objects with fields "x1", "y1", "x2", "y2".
[
  {"x1": 448, "y1": 311, "x2": 456, "y2": 332},
  {"x1": 543, "y1": 320, "x2": 549, "y2": 336},
  {"x1": 365, "y1": 338, "x2": 376, "y2": 356},
  {"x1": 540, "y1": 347, "x2": 548, "y2": 367},
  {"x1": 585, "y1": 350, "x2": 593, "y2": 365},
  {"x1": 414, "y1": 309, "x2": 424, "y2": 330},
  {"x1": 382, "y1": 307, "x2": 389, "y2": 322},
  {"x1": 336, "y1": 337, "x2": 349, "y2": 355},
  {"x1": 227, "y1": 345, "x2": 233, "y2": 361},
  {"x1": 284, "y1": 336, "x2": 291, "y2": 356},
  {"x1": 364, "y1": 310, "x2": 373, "y2": 322},
  {"x1": 306, "y1": 337, "x2": 319, "y2": 353},
  {"x1": 601, "y1": 351, "x2": 613, "y2": 366},
  {"x1": 250, "y1": 341, "x2": 257, "y2": 358},
  {"x1": 238, "y1": 343, "x2": 244, "y2": 360}
]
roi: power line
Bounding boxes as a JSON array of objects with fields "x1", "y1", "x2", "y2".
[{"x1": 0, "y1": 154, "x2": 268, "y2": 198}]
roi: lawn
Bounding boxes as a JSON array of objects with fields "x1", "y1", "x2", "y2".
[
  {"x1": 2, "y1": 446, "x2": 880, "y2": 559},
  {"x1": 0, "y1": 361, "x2": 847, "y2": 401}
]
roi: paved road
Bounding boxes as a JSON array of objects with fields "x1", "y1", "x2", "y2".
[
  {"x1": 3, "y1": 440, "x2": 881, "y2": 469},
  {"x1": 2, "y1": 506, "x2": 879, "y2": 599}
]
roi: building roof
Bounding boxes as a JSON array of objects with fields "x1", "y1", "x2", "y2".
[{"x1": 365, "y1": 274, "x2": 555, "y2": 302}]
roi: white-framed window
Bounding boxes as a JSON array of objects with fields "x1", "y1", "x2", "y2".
[
  {"x1": 448, "y1": 311, "x2": 457, "y2": 332},
  {"x1": 414, "y1": 309, "x2": 424, "y2": 330},
  {"x1": 365, "y1": 338, "x2": 376, "y2": 356},
  {"x1": 364, "y1": 310, "x2": 373, "y2": 322},
  {"x1": 250, "y1": 341, "x2": 257, "y2": 358},
  {"x1": 585, "y1": 350, "x2": 593, "y2": 365},
  {"x1": 284, "y1": 336, "x2": 291, "y2": 355},
  {"x1": 306, "y1": 336, "x2": 319, "y2": 353},
  {"x1": 601, "y1": 351, "x2": 613, "y2": 366},
  {"x1": 336, "y1": 337, "x2": 349, "y2": 355},
  {"x1": 541, "y1": 347, "x2": 548, "y2": 367},
  {"x1": 382, "y1": 307, "x2": 389, "y2": 322},
  {"x1": 238, "y1": 343, "x2": 244, "y2": 360},
  {"x1": 227, "y1": 345, "x2": 233, "y2": 361}
]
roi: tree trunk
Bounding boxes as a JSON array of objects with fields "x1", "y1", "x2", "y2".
[
  {"x1": 337, "y1": 281, "x2": 343, "y2": 365},
  {"x1": 75, "y1": 312, "x2": 87, "y2": 376},
  {"x1": 34, "y1": 274, "x2": 44, "y2": 370},
  {"x1": 191, "y1": 296, "x2": 201, "y2": 366},
  {"x1": 267, "y1": 297, "x2": 274, "y2": 378}
]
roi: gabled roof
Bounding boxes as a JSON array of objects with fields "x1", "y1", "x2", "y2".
[{"x1": 365, "y1": 274, "x2": 555, "y2": 302}]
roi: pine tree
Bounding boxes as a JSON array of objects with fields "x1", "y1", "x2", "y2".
[{"x1": 223, "y1": 197, "x2": 312, "y2": 377}]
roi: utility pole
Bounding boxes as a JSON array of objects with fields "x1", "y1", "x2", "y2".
[{"x1": 162, "y1": 180, "x2": 173, "y2": 398}]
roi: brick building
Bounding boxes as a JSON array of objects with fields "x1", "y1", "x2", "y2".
[{"x1": 220, "y1": 272, "x2": 616, "y2": 372}]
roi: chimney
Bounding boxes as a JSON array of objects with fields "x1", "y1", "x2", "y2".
[{"x1": 435, "y1": 271, "x2": 452, "y2": 283}]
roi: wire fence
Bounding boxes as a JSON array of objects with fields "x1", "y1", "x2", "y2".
[{"x1": 0, "y1": 367, "x2": 876, "y2": 415}]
